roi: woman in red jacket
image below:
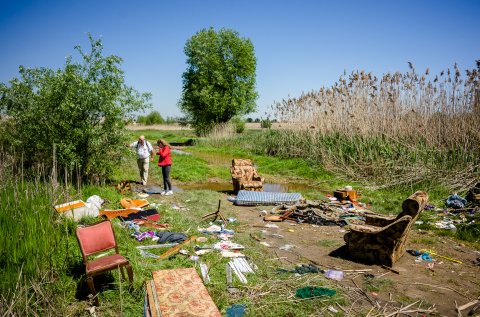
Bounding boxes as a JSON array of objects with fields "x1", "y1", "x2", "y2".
[{"x1": 156, "y1": 139, "x2": 173, "y2": 195}]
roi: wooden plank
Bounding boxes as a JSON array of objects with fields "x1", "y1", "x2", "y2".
[
  {"x1": 145, "y1": 280, "x2": 159, "y2": 317},
  {"x1": 149, "y1": 280, "x2": 162, "y2": 317},
  {"x1": 158, "y1": 236, "x2": 197, "y2": 260}
]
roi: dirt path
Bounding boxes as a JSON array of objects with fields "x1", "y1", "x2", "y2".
[{"x1": 216, "y1": 193, "x2": 480, "y2": 316}]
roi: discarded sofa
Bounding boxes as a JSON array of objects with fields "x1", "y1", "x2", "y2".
[
  {"x1": 343, "y1": 191, "x2": 428, "y2": 266},
  {"x1": 230, "y1": 159, "x2": 264, "y2": 193}
]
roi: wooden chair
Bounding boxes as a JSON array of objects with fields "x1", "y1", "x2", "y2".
[
  {"x1": 343, "y1": 191, "x2": 428, "y2": 267},
  {"x1": 230, "y1": 159, "x2": 264, "y2": 193},
  {"x1": 76, "y1": 220, "x2": 133, "y2": 305}
]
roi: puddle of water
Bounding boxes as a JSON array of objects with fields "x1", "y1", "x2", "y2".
[
  {"x1": 171, "y1": 149, "x2": 191, "y2": 155},
  {"x1": 175, "y1": 182, "x2": 321, "y2": 193}
]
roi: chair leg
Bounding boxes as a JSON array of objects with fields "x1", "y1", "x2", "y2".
[
  {"x1": 86, "y1": 275, "x2": 99, "y2": 306},
  {"x1": 120, "y1": 266, "x2": 126, "y2": 281},
  {"x1": 126, "y1": 264, "x2": 134, "y2": 285}
]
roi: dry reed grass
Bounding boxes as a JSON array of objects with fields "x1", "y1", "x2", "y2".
[
  {"x1": 274, "y1": 62, "x2": 479, "y2": 147},
  {"x1": 269, "y1": 61, "x2": 480, "y2": 190}
]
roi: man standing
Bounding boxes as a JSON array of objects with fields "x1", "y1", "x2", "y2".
[{"x1": 128, "y1": 135, "x2": 154, "y2": 185}]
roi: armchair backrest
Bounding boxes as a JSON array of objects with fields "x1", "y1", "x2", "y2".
[
  {"x1": 396, "y1": 191, "x2": 428, "y2": 222},
  {"x1": 230, "y1": 159, "x2": 259, "y2": 181},
  {"x1": 76, "y1": 220, "x2": 118, "y2": 263}
]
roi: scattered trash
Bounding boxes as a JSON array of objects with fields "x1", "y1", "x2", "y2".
[
  {"x1": 179, "y1": 249, "x2": 189, "y2": 255},
  {"x1": 155, "y1": 232, "x2": 187, "y2": 243},
  {"x1": 260, "y1": 242, "x2": 271, "y2": 247},
  {"x1": 421, "y1": 253, "x2": 433, "y2": 262},
  {"x1": 221, "y1": 251, "x2": 245, "y2": 258},
  {"x1": 137, "y1": 193, "x2": 149, "y2": 198},
  {"x1": 200, "y1": 262, "x2": 210, "y2": 284},
  {"x1": 324, "y1": 269, "x2": 344, "y2": 281},
  {"x1": 226, "y1": 264, "x2": 240, "y2": 294},
  {"x1": 195, "y1": 249, "x2": 213, "y2": 256},
  {"x1": 139, "y1": 250, "x2": 160, "y2": 259},
  {"x1": 446, "y1": 193, "x2": 467, "y2": 209},
  {"x1": 213, "y1": 241, "x2": 244, "y2": 250},
  {"x1": 54, "y1": 200, "x2": 100, "y2": 221},
  {"x1": 295, "y1": 287, "x2": 336, "y2": 299},
  {"x1": 86, "y1": 195, "x2": 104, "y2": 213},
  {"x1": 268, "y1": 201, "x2": 361, "y2": 226},
  {"x1": 327, "y1": 306, "x2": 339, "y2": 313},
  {"x1": 196, "y1": 237, "x2": 208, "y2": 243},
  {"x1": 136, "y1": 243, "x2": 178, "y2": 250},
  {"x1": 198, "y1": 225, "x2": 235, "y2": 236},
  {"x1": 132, "y1": 231, "x2": 157, "y2": 242},
  {"x1": 278, "y1": 263, "x2": 324, "y2": 275},
  {"x1": 260, "y1": 210, "x2": 268, "y2": 216},
  {"x1": 279, "y1": 244, "x2": 295, "y2": 251},
  {"x1": 420, "y1": 249, "x2": 463, "y2": 264},
  {"x1": 202, "y1": 200, "x2": 228, "y2": 226},
  {"x1": 189, "y1": 255, "x2": 199, "y2": 261},
  {"x1": 226, "y1": 304, "x2": 246, "y2": 317},
  {"x1": 228, "y1": 258, "x2": 255, "y2": 284},
  {"x1": 264, "y1": 224, "x2": 279, "y2": 229}
]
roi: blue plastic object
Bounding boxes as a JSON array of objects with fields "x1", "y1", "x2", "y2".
[{"x1": 226, "y1": 304, "x2": 246, "y2": 317}]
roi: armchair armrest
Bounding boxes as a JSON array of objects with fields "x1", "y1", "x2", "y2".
[{"x1": 365, "y1": 214, "x2": 397, "y2": 227}]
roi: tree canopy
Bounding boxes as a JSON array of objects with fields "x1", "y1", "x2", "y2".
[
  {"x1": 0, "y1": 34, "x2": 151, "y2": 182},
  {"x1": 179, "y1": 27, "x2": 258, "y2": 134}
]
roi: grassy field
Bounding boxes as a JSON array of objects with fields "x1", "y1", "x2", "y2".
[{"x1": 1, "y1": 127, "x2": 478, "y2": 316}]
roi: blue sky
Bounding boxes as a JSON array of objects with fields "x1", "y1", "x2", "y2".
[{"x1": 1, "y1": 1, "x2": 479, "y2": 118}]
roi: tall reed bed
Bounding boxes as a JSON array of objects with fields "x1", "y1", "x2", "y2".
[
  {"x1": 0, "y1": 153, "x2": 77, "y2": 316},
  {"x1": 259, "y1": 62, "x2": 480, "y2": 189}
]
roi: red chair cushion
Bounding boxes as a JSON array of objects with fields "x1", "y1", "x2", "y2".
[{"x1": 86, "y1": 254, "x2": 129, "y2": 274}]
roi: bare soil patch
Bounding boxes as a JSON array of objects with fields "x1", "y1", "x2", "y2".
[{"x1": 219, "y1": 194, "x2": 480, "y2": 316}]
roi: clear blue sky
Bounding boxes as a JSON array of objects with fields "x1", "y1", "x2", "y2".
[{"x1": 1, "y1": 0, "x2": 479, "y2": 118}]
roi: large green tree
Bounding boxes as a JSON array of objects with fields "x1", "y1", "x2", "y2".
[
  {"x1": 179, "y1": 27, "x2": 258, "y2": 134},
  {"x1": 0, "y1": 35, "x2": 151, "y2": 182}
]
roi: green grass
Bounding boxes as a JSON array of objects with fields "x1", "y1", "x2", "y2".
[
  {"x1": 127, "y1": 129, "x2": 196, "y2": 144},
  {"x1": 3, "y1": 127, "x2": 479, "y2": 315}
]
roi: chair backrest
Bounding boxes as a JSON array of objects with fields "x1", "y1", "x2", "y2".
[
  {"x1": 231, "y1": 159, "x2": 257, "y2": 181},
  {"x1": 76, "y1": 220, "x2": 118, "y2": 261},
  {"x1": 396, "y1": 191, "x2": 428, "y2": 222},
  {"x1": 232, "y1": 159, "x2": 253, "y2": 167}
]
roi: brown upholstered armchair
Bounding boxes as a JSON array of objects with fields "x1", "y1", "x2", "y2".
[
  {"x1": 230, "y1": 159, "x2": 264, "y2": 193},
  {"x1": 343, "y1": 191, "x2": 428, "y2": 267}
]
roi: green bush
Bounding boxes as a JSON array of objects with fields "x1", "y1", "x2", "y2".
[
  {"x1": 232, "y1": 117, "x2": 246, "y2": 133},
  {"x1": 0, "y1": 34, "x2": 151, "y2": 182},
  {"x1": 260, "y1": 118, "x2": 272, "y2": 129},
  {"x1": 137, "y1": 111, "x2": 165, "y2": 125}
]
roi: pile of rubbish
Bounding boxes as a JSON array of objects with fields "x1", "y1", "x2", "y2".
[
  {"x1": 264, "y1": 200, "x2": 366, "y2": 226},
  {"x1": 420, "y1": 183, "x2": 480, "y2": 231}
]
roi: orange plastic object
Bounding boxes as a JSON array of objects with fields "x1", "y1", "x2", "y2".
[
  {"x1": 120, "y1": 198, "x2": 149, "y2": 209},
  {"x1": 54, "y1": 200, "x2": 87, "y2": 213}
]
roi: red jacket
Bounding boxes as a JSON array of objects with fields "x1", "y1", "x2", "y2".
[{"x1": 157, "y1": 146, "x2": 172, "y2": 166}]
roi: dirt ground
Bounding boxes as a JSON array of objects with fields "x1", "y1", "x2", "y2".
[{"x1": 217, "y1": 194, "x2": 480, "y2": 317}]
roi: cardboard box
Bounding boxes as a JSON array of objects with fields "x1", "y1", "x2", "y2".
[{"x1": 334, "y1": 190, "x2": 358, "y2": 201}]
